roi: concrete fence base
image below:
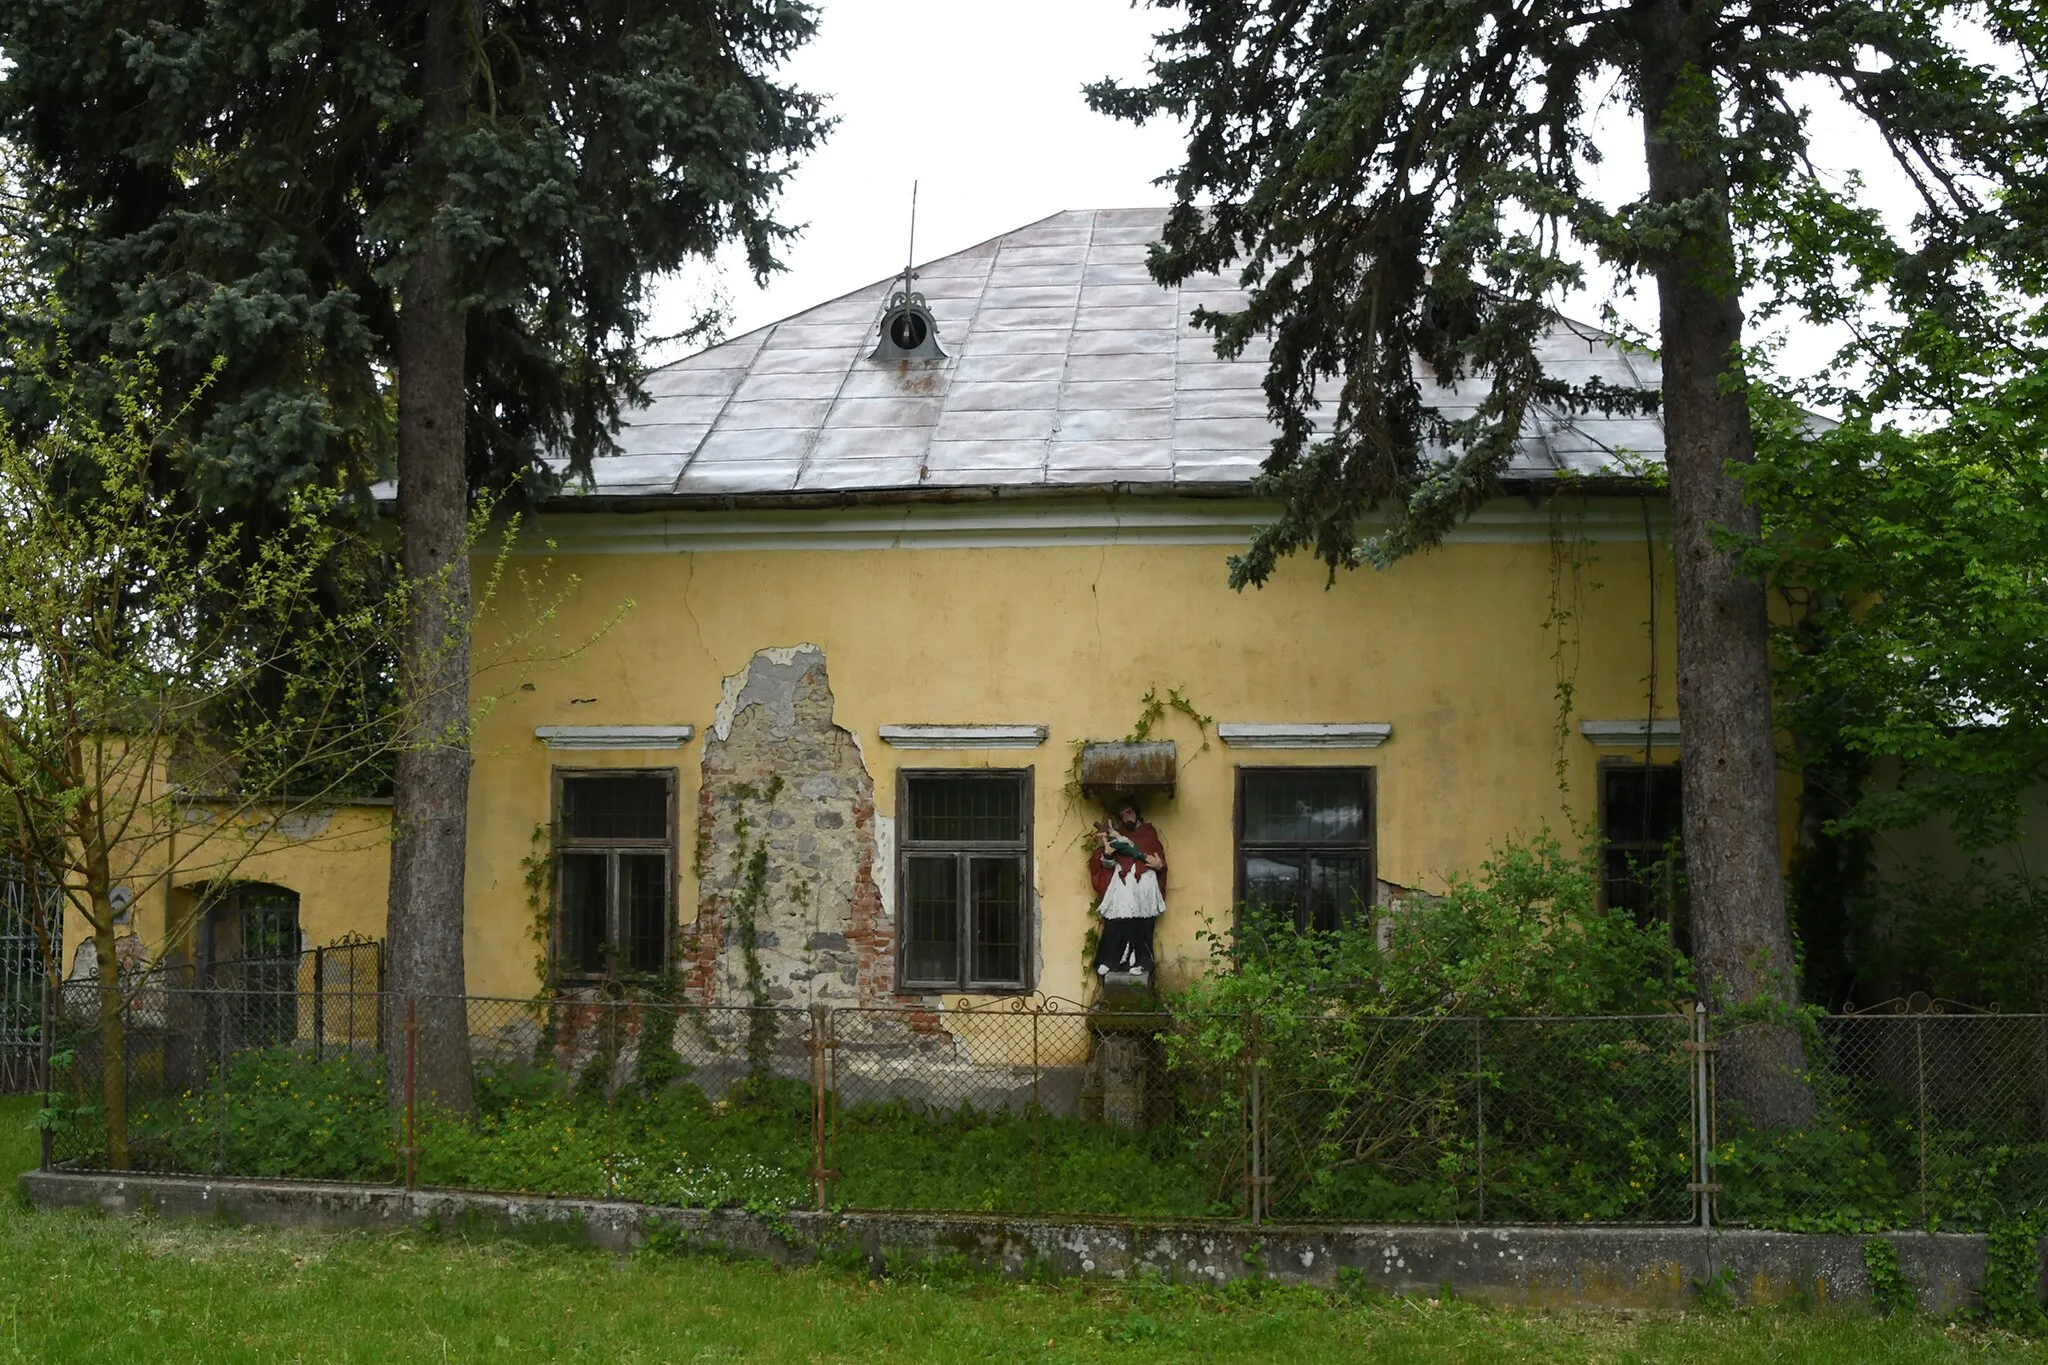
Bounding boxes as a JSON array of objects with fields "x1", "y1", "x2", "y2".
[{"x1": 19, "y1": 1169, "x2": 2040, "y2": 1314}]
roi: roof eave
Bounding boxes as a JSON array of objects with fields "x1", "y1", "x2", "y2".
[{"x1": 519, "y1": 472, "x2": 1667, "y2": 516}]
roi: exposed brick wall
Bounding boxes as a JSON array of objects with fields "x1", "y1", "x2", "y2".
[
  {"x1": 689, "y1": 646, "x2": 888, "y2": 1008},
  {"x1": 846, "y1": 782, "x2": 895, "y2": 1005},
  {"x1": 680, "y1": 776, "x2": 724, "y2": 1007}
]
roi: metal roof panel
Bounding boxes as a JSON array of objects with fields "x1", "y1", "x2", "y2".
[{"x1": 607, "y1": 208, "x2": 1671, "y2": 505}]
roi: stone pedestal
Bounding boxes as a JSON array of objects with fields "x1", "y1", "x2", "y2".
[
  {"x1": 1080, "y1": 993, "x2": 1170, "y2": 1131},
  {"x1": 1093, "y1": 1031, "x2": 1153, "y2": 1129}
]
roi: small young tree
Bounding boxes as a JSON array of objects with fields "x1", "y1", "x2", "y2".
[{"x1": 0, "y1": 346, "x2": 408, "y2": 1169}]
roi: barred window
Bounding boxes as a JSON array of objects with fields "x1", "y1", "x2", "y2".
[
  {"x1": 1600, "y1": 763, "x2": 1684, "y2": 931},
  {"x1": 203, "y1": 883, "x2": 301, "y2": 973},
  {"x1": 199, "y1": 882, "x2": 302, "y2": 1046},
  {"x1": 1236, "y1": 768, "x2": 1374, "y2": 933},
  {"x1": 554, "y1": 770, "x2": 674, "y2": 981},
  {"x1": 898, "y1": 771, "x2": 1032, "y2": 992}
]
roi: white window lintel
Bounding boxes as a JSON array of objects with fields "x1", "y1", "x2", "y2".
[
  {"x1": 878, "y1": 724, "x2": 1049, "y2": 749},
  {"x1": 1578, "y1": 719, "x2": 1681, "y2": 748},
  {"x1": 535, "y1": 724, "x2": 694, "y2": 750},
  {"x1": 1217, "y1": 723, "x2": 1393, "y2": 749}
]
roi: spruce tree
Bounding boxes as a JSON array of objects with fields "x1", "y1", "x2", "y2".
[
  {"x1": 0, "y1": 0, "x2": 825, "y2": 1107},
  {"x1": 1090, "y1": 0, "x2": 2045, "y2": 1126}
]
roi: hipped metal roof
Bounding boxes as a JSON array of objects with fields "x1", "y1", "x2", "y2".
[{"x1": 565, "y1": 208, "x2": 1667, "y2": 504}]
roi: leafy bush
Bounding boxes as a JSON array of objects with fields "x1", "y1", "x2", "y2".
[
  {"x1": 1165, "y1": 835, "x2": 1698, "y2": 1221},
  {"x1": 1856, "y1": 857, "x2": 2048, "y2": 1011},
  {"x1": 131, "y1": 1048, "x2": 394, "y2": 1181},
  {"x1": 831, "y1": 1101, "x2": 1222, "y2": 1218},
  {"x1": 419, "y1": 1063, "x2": 811, "y2": 1209},
  {"x1": 1177, "y1": 833, "x2": 1692, "y2": 1019},
  {"x1": 138, "y1": 1049, "x2": 1219, "y2": 1218}
]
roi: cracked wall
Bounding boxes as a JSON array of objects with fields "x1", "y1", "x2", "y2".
[{"x1": 685, "y1": 646, "x2": 892, "y2": 1006}]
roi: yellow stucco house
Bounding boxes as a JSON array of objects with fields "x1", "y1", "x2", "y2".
[{"x1": 71, "y1": 208, "x2": 1696, "y2": 1009}]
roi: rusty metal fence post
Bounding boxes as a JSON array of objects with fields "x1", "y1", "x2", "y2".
[
  {"x1": 825, "y1": 1006, "x2": 839, "y2": 1208},
  {"x1": 1916, "y1": 1015, "x2": 1929, "y2": 1229},
  {"x1": 312, "y1": 945, "x2": 325, "y2": 1063},
  {"x1": 38, "y1": 975, "x2": 52, "y2": 1171},
  {"x1": 213, "y1": 985, "x2": 229, "y2": 1177},
  {"x1": 402, "y1": 997, "x2": 418, "y2": 1189},
  {"x1": 809, "y1": 1003, "x2": 828, "y2": 1212},
  {"x1": 1247, "y1": 1010, "x2": 1264, "y2": 1227},
  {"x1": 605, "y1": 1001, "x2": 619, "y2": 1198},
  {"x1": 1031, "y1": 1005, "x2": 1043, "y2": 1215},
  {"x1": 1473, "y1": 1018, "x2": 1486, "y2": 1223},
  {"x1": 1691, "y1": 1002, "x2": 1715, "y2": 1229}
]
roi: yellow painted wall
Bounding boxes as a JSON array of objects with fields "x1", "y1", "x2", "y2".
[
  {"x1": 58, "y1": 802, "x2": 392, "y2": 978},
  {"x1": 458, "y1": 494, "x2": 1688, "y2": 1001}
]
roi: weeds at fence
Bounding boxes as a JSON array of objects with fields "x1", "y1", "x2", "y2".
[{"x1": 36, "y1": 982, "x2": 2048, "y2": 1234}]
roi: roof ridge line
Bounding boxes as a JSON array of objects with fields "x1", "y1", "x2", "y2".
[{"x1": 651, "y1": 208, "x2": 1088, "y2": 375}]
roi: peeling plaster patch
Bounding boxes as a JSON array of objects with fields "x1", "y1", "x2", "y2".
[
  {"x1": 872, "y1": 813, "x2": 895, "y2": 922},
  {"x1": 270, "y1": 808, "x2": 336, "y2": 841},
  {"x1": 691, "y1": 645, "x2": 894, "y2": 1008},
  {"x1": 710, "y1": 643, "x2": 823, "y2": 742}
]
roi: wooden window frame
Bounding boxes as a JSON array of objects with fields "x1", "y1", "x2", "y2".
[
  {"x1": 895, "y1": 768, "x2": 1035, "y2": 995},
  {"x1": 1232, "y1": 766, "x2": 1377, "y2": 933},
  {"x1": 1596, "y1": 758, "x2": 1684, "y2": 924},
  {"x1": 196, "y1": 882, "x2": 303, "y2": 974},
  {"x1": 550, "y1": 767, "x2": 678, "y2": 985}
]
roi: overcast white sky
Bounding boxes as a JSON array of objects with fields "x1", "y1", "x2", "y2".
[
  {"x1": 648, "y1": 1, "x2": 1921, "y2": 390},
  {"x1": 645, "y1": 0, "x2": 1189, "y2": 359}
]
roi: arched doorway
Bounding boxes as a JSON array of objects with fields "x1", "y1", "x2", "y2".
[{"x1": 198, "y1": 883, "x2": 302, "y2": 1045}]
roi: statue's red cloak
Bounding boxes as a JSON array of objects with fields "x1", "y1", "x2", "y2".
[{"x1": 1089, "y1": 822, "x2": 1166, "y2": 898}]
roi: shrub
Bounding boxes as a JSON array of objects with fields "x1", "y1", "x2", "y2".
[
  {"x1": 131, "y1": 1048, "x2": 394, "y2": 1181},
  {"x1": 1164, "y1": 835, "x2": 1698, "y2": 1221},
  {"x1": 1177, "y1": 832, "x2": 1692, "y2": 1019}
]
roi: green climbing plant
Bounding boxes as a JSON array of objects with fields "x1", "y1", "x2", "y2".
[
  {"x1": 522, "y1": 821, "x2": 558, "y2": 994},
  {"x1": 1541, "y1": 487, "x2": 1598, "y2": 832},
  {"x1": 1982, "y1": 1219, "x2": 2046, "y2": 1332},
  {"x1": 1125, "y1": 684, "x2": 1214, "y2": 748},
  {"x1": 721, "y1": 780, "x2": 781, "y2": 1077},
  {"x1": 1862, "y1": 1238, "x2": 1915, "y2": 1317}
]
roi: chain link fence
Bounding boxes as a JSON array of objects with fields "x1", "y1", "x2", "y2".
[
  {"x1": 45, "y1": 975, "x2": 388, "y2": 1178},
  {"x1": 36, "y1": 984, "x2": 2048, "y2": 1232},
  {"x1": 1714, "y1": 1007, "x2": 2048, "y2": 1232}
]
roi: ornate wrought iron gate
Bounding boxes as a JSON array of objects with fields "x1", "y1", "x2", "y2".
[{"x1": 0, "y1": 858, "x2": 57, "y2": 1093}]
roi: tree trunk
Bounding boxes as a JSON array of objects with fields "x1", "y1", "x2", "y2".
[
  {"x1": 385, "y1": 0, "x2": 475, "y2": 1113},
  {"x1": 91, "y1": 920, "x2": 128, "y2": 1170},
  {"x1": 1638, "y1": 2, "x2": 1815, "y2": 1129}
]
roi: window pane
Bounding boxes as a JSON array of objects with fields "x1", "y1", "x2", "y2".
[
  {"x1": 621, "y1": 854, "x2": 667, "y2": 974},
  {"x1": 559, "y1": 852, "x2": 608, "y2": 975},
  {"x1": 903, "y1": 855, "x2": 960, "y2": 985},
  {"x1": 1307, "y1": 857, "x2": 1366, "y2": 934},
  {"x1": 236, "y1": 887, "x2": 301, "y2": 960},
  {"x1": 243, "y1": 905, "x2": 300, "y2": 961},
  {"x1": 968, "y1": 856, "x2": 1025, "y2": 988},
  {"x1": 905, "y1": 776, "x2": 1024, "y2": 843},
  {"x1": 1243, "y1": 855, "x2": 1303, "y2": 920},
  {"x1": 1602, "y1": 765, "x2": 1681, "y2": 848},
  {"x1": 209, "y1": 887, "x2": 302, "y2": 1005},
  {"x1": 562, "y1": 775, "x2": 668, "y2": 841},
  {"x1": 1604, "y1": 847, "x2": 1683, "y2": 930},
  {"x1": 1242, "y1": 771, "x2": 1366, "y2": 845}
]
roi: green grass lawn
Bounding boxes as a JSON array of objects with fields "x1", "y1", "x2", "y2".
[{"x1": 3, "y1": 1093, "x2": 2046, "y2": 1363}]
